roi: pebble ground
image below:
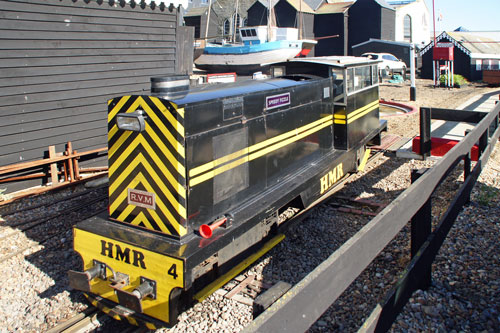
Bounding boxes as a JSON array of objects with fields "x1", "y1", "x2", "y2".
[{"x1": 0, "y1": 80, "x2": 498, "y2": 332}]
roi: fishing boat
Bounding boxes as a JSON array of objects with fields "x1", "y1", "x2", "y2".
[{"x1": 194, "y1": 1, "x2": 317, "y2": 75}]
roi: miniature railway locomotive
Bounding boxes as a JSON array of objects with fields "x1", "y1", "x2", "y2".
[{"x1": 68, "y1": 56, "x2": 386, "y2": 328}]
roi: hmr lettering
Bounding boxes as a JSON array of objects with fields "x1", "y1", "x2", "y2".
[
  {"x1": 100, "y1": 240, "x2": 146, "y2": 269},
  {"x1": 320, "y1": 163, "x2": 344, "y2": 194}
]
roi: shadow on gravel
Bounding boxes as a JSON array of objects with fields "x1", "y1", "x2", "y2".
[
  {"x1": 255, "y1": 154, "x2": 499, "y2": 331},
  {"x1": 5, "y1": 186, "x2": 109, "y2": 305},
  {"x1": 462, "y1": 88, "x2": 500, "y2": 110}
]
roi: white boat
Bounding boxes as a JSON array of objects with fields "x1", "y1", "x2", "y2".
[{"x1": 194, "y1": 25, "x2": 317, "y2": 74}]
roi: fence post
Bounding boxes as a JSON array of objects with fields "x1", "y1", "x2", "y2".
[
  {"x1": 419, "y1": 108, "x2": 431, "y2": 159},
  {"x1": 479, "y1": 129, "x2": 488, "y2": 155},
  {"x1": 410, "y1": 168, "x2": 432, "y2": 290},
  {"x1": 463, "y1": 130, "x2": 472, "y2": 204}
]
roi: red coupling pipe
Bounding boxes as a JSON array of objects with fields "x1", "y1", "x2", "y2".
[{"x1": 199, "y1": 217, "x2": 227, "y2": 239}]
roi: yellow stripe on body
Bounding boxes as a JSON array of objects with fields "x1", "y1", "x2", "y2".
[
  {"x1": 109, "y1": 136, "x2": 186, "y2": 198},
  {"x1": 116, "y1": 203, "x2": 136, "y2": 223},
  {"x1": 189, "y1": 146, "x2": 248, "y2": 178},
  {"x1": 150, "y1": 97, "x2": 185, "y2": 137},
  {"x1": 130, "y1": 211, "x2": 155, "y2": 230},
  {"x1": 140, "y1": 98, "x2": 185, "y2": 159},
  {"x1": 176, "y1": 107, "x2": 185, "y2": 118},
  {"x1": 108, "y1": 96, "x2": 131, "y2": 123},
  {"x1": 189, "y1": 115, "x2": 333, "y2": 186},
  {"x1": 108, "y1": 130, "x2": 132, "y2": 159},
  {"x1": 194, "y1": 234, "x2": 285, "y2": 302},
  {"x1": 357, "y1": 148, "x2": 371, "y2": 172},
  {"x1": 108, "y1": 125, "x2": 118, "y2": 142},
  {"x1": 190, "y1": 153, "x2": 250, "y2": 187},
  {"x1": 145, "y1": 323, "x2": 157, "y2": 330},
  {"x1": 127, "y1": 317, "x2": 138, "y2": 327},
  {"x1": 334, "y1": 101, "x2": 379, "y2": 124},
  {"x1": 334, "y1": 100, "x2": 378, "y2": 120},
  {"x1": 248, "y1": 119, "x2": 332, "y2": 161},
  {"x1": 109, "y1": 184, "x2": 127, "y2": 215},
  {"x1": 249, "y1": 115, "x2": 332, "y2": 153},
  {"x1": 347, "y1": 104, "x2": 378, "y2": 123},
  {"x1": 190, "y1": 115, "x2": 333, "y2": 178}
]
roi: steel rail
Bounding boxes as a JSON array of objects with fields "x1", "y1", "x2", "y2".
[
  {"x1": 0, "y1": 194, "x2": 108, "y2": 243},
  {"x1": 46, "y1": 308, "x2": 106, "y2": 333},
  {"x1": 0, "y1": 184, "x2": 107, "y2": 217},
  {"x1": 0, "y1": 206, "x2": 108, "y2": 264}
]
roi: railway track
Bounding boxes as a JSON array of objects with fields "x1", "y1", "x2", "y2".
[
  {"x1": 0, "y1": 184, "x2": 107, "y2": 217},
  {"x1": 46, "y1": 308, "x2": 102, "y2": 333},
  {"x1": 46, "y1": 307, "x2": 153, "y2": 333},
  {"x1": 84, "y1": 147, "x2": 389, "y2": 331},
  {"x1": 0, "y1": 144, "x2": 390, "y2": 332},
  {"x1": 0, "y1": 186, "x2": 108, "y2": 264}
]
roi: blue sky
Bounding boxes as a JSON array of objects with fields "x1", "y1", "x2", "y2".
[{"x1": 423, "y1": 0, "x2": 500, "y2": 32}]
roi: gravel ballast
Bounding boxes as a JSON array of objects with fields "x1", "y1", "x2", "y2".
[{"x1": 0, "y1": 79, "x2": 498, "y2": 332}]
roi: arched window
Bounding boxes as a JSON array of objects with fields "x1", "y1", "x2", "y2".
[
  {"x1": 223, "y1": 19, "x2": 230, "y2": 36},
  {"x1": 404, "y1": 14, "x2": 412, "y2": 42}
]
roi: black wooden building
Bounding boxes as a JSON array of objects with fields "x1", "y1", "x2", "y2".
[
  {"x1": 348, "y1": 0, "x2": 395, "y2": 55},
  {"x1": 184, "y1": 6, "x2": 219, "y2": 39},
  {"x1": 420, "y1": 31, "x2": 500, "y2": 81},
  {"x1": 247, "y1": 0, "x2": 315, "y2": 41},
  {"x1": 314, "y1": 1, "x2": 354, "y2": 56},
  {"x1": 0, "y1": 0, "x2": 192, "y2": 193}
]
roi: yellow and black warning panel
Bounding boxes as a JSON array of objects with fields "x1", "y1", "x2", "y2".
[
  {"x1": 70, "y1": 57, "x2": 387, "y2": 328},
  {"x1": 107, "y1": 95, "x2": 187, "y2": 239}
]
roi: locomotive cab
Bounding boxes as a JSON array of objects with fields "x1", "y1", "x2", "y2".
[{"x1": 69, "y1": 57, "x2": 385, "y2": 328}]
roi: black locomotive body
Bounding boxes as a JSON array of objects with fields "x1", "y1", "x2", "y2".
[{"x1": 69, "y1": 57, "x2": 386, "y2": 328}]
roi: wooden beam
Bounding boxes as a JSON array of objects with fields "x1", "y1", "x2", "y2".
[
  {"x1": 48, "y1": 145, "x2": 59, "y2": 185},
  {"x1": 0, "y1": 147, "x2": 107, "y2": 175}
]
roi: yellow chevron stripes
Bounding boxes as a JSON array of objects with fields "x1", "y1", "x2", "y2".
[
  {"x1": 109, "y1": 138, "x2": 186, "y2": 198},
  {"x1": 189, "y1": 115, "x2": 333, "y2": 187},
  {"x1": 110, "y1": 171, "x2": 187, "y2": 236},
  {"x1": 108, "y1": 130, "x2": 132, "y2": 159},
  {"x1": 151, "y1": 97, "x2": 185, "y2": 137},
  {"x1": 108, "y1": 95, "x2": 187, "y2": 238},
  {"x1": 108, "y1": 96, "x2": 185, "y2": 159},
  {"x1": 334, "y1": 100, "x2": 379, "y2": 124},
  {"x1": 108, "y1": 96, "x2": 130, "y2": 123}
]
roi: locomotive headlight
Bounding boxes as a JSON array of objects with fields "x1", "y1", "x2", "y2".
[{"x1": 116, "y1": 111, "x2": 146, "y2": 132}]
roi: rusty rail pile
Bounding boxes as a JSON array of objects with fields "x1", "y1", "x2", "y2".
[{"x1": 0, "y1": 142, "x2": 107, "y2": 205}]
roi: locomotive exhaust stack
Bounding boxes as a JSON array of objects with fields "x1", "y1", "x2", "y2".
[{"x1": 68, "y1": 56, "x2": 386, "y2": 328}]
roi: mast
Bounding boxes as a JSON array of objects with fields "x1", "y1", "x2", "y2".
[
  {"x1": 233, "y1": 0, "x2": 239, "y2": 43},
  {"x1": 204, "y1": 0, "x2": 212, "y2": 40},
  {"x1": 267, "y1": 0, "x2": 271, "y2": 42},
  {"x1": 299, "y1": 0, "x2": 303, "y2": 40}
]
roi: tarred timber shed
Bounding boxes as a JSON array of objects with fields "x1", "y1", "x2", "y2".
[
  {"x1": 0, "y1": 0, "x2": 192, "y2": 193},
  {"x1": 420, "y1": 31, "x2": 500, "y2": 81}
]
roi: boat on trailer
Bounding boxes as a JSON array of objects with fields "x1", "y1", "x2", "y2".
[{"x1": 195, "y1": 26, "x2": 317, "y2": 74}]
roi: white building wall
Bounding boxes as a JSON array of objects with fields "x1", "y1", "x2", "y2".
[{"x1": 394, "y1": 0, "x2": 430, "y2": 47}]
